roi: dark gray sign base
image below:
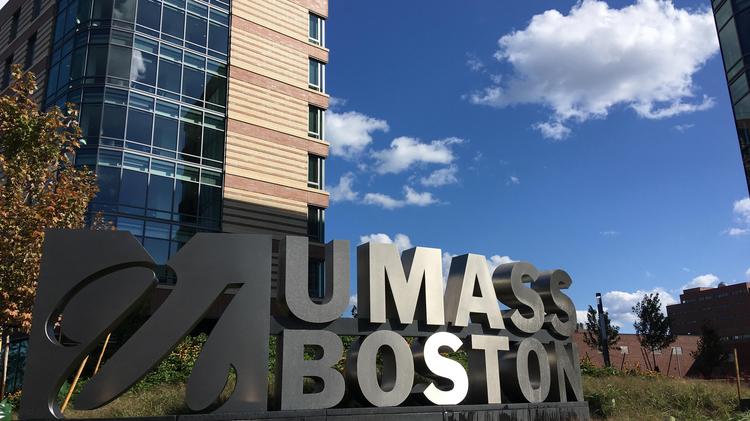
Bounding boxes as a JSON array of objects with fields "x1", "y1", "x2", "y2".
[{"x1": 64, "y1": 403, "x2": 590, "y2": 421}]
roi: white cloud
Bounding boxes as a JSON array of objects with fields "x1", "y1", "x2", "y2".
[
  {"x1": 746, "y1": 267, "x2": 750, "y2": 280},
  {"x1": 329, "y1": 97, "x2": 348, "y2": 110},
  {"x1": 599, "y1": 231, "x2": 620, "y2": 236},
  {"x1": 363, "y1": 193, "x2": 404, "y2": 210},
  {"x1": 373, "y1": 137, "x2": 463, "y2": 174},
  {"x1": 487, "y1": 255, "x2": 516, "y2": 272},
  {"x1": 470, "y1": 0, "x2": 718, "y2": 132},
  {"x1": 600, "y1": 288, "x2": 677, "y2": 328},
  {"x1": 466, "y1": 53, "x2": 485, "y2": 72},
  {"x1": 534, "y1": 121, "x2": 571, "y2": 140},
  {"x1": 681, "y1": 274, "x2": 719, "y2": 292},
  {"x1": 329, "y1": 172, "x2": 359, "y2": 202},
  {"x1": 726, "y1": 228, "x2": 750, "y2": 237},
  {"x1": 362, "y1": 186, "x2": 438, "y2": 210},
  {"x1": 359, "y1": 233, "x2": 414, "y2": 254},
  {"x1": 734, "y1": 197, "x2": 750, "y2": 224},
  {"x1": 325, "y1": 111, "x2": 389, "y2": 158},
  {"x1": 508, "y1": 176, "x2": 521, "y2": 186},
  {"x1": 726, "y1": 197, "x2": 750, "y2": 236},
  {"x1": 421, "y1": 166, "x2": 459, "y2": 187},
  {"x1": 0, "y1": 0, "x2": 8, "y2": 9},
  {"x1": 673, "y1": 123, "x2": 695, "y2": 132},
  {"x1": 441, "y1": 252, "x2": 516, "y2": 282}
]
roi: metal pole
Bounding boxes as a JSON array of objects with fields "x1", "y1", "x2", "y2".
[
  {"x1": 735, "y1": 348, "x2": 742, "y2": 403},
  {"x1": 0, "y1": 334, "x2": 9, "y2": 400},
  {"x1": 596, "y1": 293, "x2": 611, "y2": 367}
]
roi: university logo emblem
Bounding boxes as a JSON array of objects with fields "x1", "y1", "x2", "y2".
[{"x1": 20, "y1": 230, "x2": 585, "y2": 419}]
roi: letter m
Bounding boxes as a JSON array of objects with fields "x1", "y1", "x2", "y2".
[{"x1": 357, "y1": 243, "x2": 444, "y2": 325}]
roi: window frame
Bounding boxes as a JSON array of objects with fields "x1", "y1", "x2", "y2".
[
  {"x1": 307, "y1": 205, "x2": 325, "y2": 243},
  {"x1": 25, "y1": 34, "x2": 37, "y2": 70},
  {"x1": 309, "y1": 13, "x2": 325, "y2": 47},
  {"x1": 308, "y1": 57, "x2": 325, "y2": 92},
  {"x1": 307, "y1": 154, "x2": 325, "y2": 189},
  {"x1": 308, "y1": 105, "x2": 324, "y2": 139}
]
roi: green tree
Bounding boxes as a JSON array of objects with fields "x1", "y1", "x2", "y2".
[
  {"x1": 691, "y1": 324, "x2": 727, "y2": 378},
  {"x1": 632, "y1": 293, "x2": 675, "y2": 371},
  {"x1": 582, "y1": 305, "x2": 620, "y2": 353},
  {"x1": 0, "y1": 65, "x2": 98, "y2": 337}
]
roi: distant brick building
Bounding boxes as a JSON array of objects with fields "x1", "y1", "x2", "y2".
[
  {"x1": 667, "y1": 282, "x2": 750, "y2": 376},
  {"x1": 572, "y1": 332, "x2": 699, "y2": 378}
]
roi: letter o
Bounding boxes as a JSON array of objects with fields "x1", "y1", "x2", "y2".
[{"x1": 348, "y1": 330, "x2": 414, "y2": 407}]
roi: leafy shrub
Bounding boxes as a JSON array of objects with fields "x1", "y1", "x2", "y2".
[{"x1": 132, "y1": 334, "x2": 207, "y2": 391}]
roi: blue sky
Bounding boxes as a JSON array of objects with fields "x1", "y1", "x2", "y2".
[{"x1": 323, "y1": 0, "x2": 750, "y2": 331}]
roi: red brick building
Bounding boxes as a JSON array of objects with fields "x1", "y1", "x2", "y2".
[
  {"x1": 666, "y1": 282, "x2": 750, "y2": 376},
  {"x1": 572, "y1": 332, "x2": 699, "y2": 377}
]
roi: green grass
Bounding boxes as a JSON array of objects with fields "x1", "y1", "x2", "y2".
[
  {"x1": 5, "y1": 372, "x2": 748, "y2": 420},
  {"x1": 584, "y1": 376, "x2": 750, "y2": 420}
]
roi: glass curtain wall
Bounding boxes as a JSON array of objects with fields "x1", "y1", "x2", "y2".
[
  {"x1": 45, "y1": 0, "x2": 230, "y2": 279},
  {"x1": 714, "y1": 0, "x2": 750, "y2": 193}
]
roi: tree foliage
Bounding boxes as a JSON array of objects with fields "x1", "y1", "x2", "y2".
[
  {"x1": 0, "y1": 66, "x2": 98, "y2": 333},
  {"x1": 632, "y1": 293, "x2": 675, "y2": 369},
  {"x1": 691, "y1": 324, "x2": 727, "y2": 377},
  {"x1": 582, "y1": 305, "x2": 620, "y2": 352}
]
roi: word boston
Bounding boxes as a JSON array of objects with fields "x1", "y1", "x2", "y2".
[{"x1": 20, "y1": 231, "x2": 585, "y2": 419}]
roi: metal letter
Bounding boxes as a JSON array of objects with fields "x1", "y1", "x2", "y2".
[
  {"x1": 346, "y1": 330, "x2": 414, "y2": 407},
  {"x1": 533, "y1": 270, "x2": 577, "y2": 339},
  {"x1": 276, "y1": 329, "x2": 345, "y2": 410},
  {"x1": 279, "y1": 237, "x2": 350, "y2": 323},
  {"x1": 357, "y1": 243, "x2": 444, "y2": 325},
  {"x1": 547, "y1": 341, "x2": 583, "y2": 402},
  {"x1": 20, "y1": 230, "x2": 157, "y2": 420},
  {"x1": 185, "y1": 236, "x2": 273, "y2": 412},
  {"x1": 494, "y1": 262, "x2": 544, "y2": 335},
  {"x1": 412, "y1": 332, "x2": 468, "y2": 405},
  {"x1": 466, "y1": 334, "x2": 509, "y2": 404},
  {"x1": 444, "y1": 254, "x2": 504, "y2": 329},
  {"x1": 500, "y1": 338, "x2": 551, "y2": 403},
  {"x1": 75, "y1": 234, "x2": 272, "y2": 412}
]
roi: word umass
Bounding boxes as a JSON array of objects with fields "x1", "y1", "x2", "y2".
[{"x1": 275, "y1": 237, "x2": 584, "y2": 409}]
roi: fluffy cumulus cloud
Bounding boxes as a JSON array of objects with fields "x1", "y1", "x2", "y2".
[
  {"x1": 470, "y1": 0, "x2": 719, "y2": 135},
  {"x1": 325, "y1": 111, "x2": 389, "y2": 158},
  {"x1": 373, "y1": 137, "x2": 463, "y2": 174},
  {"x1": 329, "y1": 173, "x2": 359, "y2": 202},
  {"x1": 726, "y1": 197, "x2": 750, "y2": 236},
  {"x1": 600, "y1": 288, "x2": 677, "y2": 328},
  {"x1": 363, "y1": 186, "x2": 438, "y2": 210},
  {"x1": 359, "y1": 233, "x2": 414, "y2": 253},
  {"x1": 421, "y1": 166, "x2": 459, "y2": 187},
  {"x1": 681, "y1": 274, "x2": 720, "y2": 291},
  {"x1": 533, "y1": 121, "x2": 572, "y2": 141},
  {"x1": 441, "y1": 252, "x2": 516, "y2": 282}
]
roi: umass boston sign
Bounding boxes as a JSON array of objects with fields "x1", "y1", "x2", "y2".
[{"x1": 20, "y1": 231, "x2": 589, "y2": 420}]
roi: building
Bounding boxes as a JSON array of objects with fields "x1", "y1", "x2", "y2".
[
  {"x1": 667, "y1": 282, "x2": 750, "y2": 375},
  {"x1": 572, "y1": 332, "x2": 699, "y2": 378},
  {"x1": 713, "y1": 0, "x2": 750, "y2": 194},
  {"x1": 0, "y1": 0, "x2": 330, "y2": 294},
  {"x1": 0, "y1": 0, "x2": 330, "y2": 393}
]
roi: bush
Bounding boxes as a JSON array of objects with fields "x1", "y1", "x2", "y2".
[{"x1": 132, "y1": 333, "x2": 208, "y2": 391}]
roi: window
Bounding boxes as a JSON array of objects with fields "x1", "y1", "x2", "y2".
[
  {"x1": 309, "y1": 259, "x2": 325, "y2": 299},
  {"x1": 309, "y1": 13, "x2": 325, "y2": 46},
  {"x1": 33, "y1": 0, "x2": 42, "y2": 18},
  {"x1": 10, "y1": 10, "x2": 20, "y2": 41},
  {"x1": 308, "y1": 105, "x2": 324, "y2": 139},
  {"x1": 309, "y1": 58, "x2": 325, "y2": 92},
  {"x1": 1, "y1": 56, "x2": 11, "y2": 90},
  {"x1": 308, "y1": 206, "x2": 325, "y2": 243},
  {"x1": 308, "y1": 154, "x2": 324, "y2": 189},
  {"x1": 25, "y1": 34, "x2": 37, "y2": 70}
]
